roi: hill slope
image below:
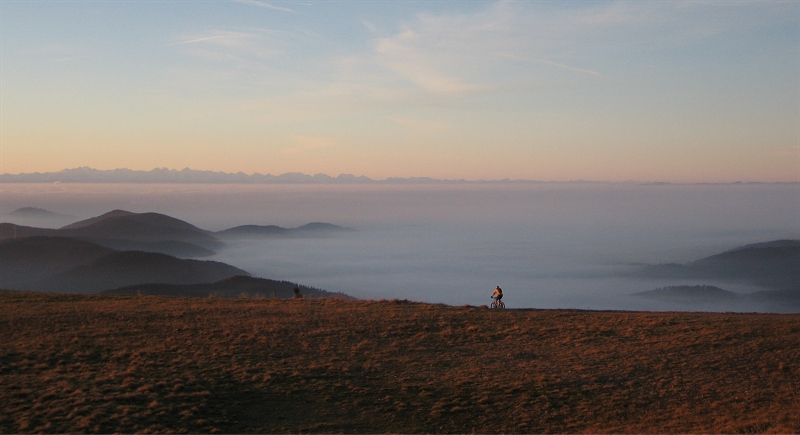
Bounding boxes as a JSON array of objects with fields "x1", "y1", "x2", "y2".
[
  {"x1": 104, "y1": 275, "x2": 354, "y2": 299},
  {"x1": 2, "y1": 210, "x2": 220, "y2": 256},
  {"x1": 1, "y1": 292, "x2": 798, "y2": 433},
  {"x1": 59, "y1": 211, "x2": 221, "y2": 249},
  {"x1": 0, "y1": 237, "x2": 115, "y2": 289},
  {"x1": 0, "y1": 236, "x2": 249, "y2": 293},
  {"x1": 637, "y1": 239, "x2": 800, "y2": 290},
  {"x1": 216, "y1": 222, "x2": 354, "y2": 239},
  {"x1": 37, "y1": 251, "x2": 248, "y2": 293},
  {"x1": 633, "y1": 285, "x2": 740, "y2": 302}
]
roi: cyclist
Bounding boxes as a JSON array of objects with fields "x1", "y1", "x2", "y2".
[{"x1": 491, "y1": 286, "x2": 503, "y2": 304}]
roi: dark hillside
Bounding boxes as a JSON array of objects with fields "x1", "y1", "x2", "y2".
[
  {"x1": 3, "y1": 211, "x2": 222, "y2": 252},
  {"x1": 81, "y1": 238, "x2": 215, "y2": 258},
  {"x1": 725, "y1": 239, "x2": 800, "y2": 251},
  {"x1": 633, "y1": 285, "x2": 740, "y2": 302},
  {"x1": 294, "y1": 222, "x2": 354, "y2": 233},
  {"x1": 105, "y1": 275, "x2": 354, "y2": 299},
  {"x1": 1, "y1": 292, "x2": 798, "y2": 433},
  {"x1": 0, "y1": 237, "x2": 114, "y2": 289},
  {"x1": 216, "y1": 222, "x2": 353, "y2": 239},
  {"x1": 0, "y1": 223, "x2": 57, "y2": 239},
  {"x1": 60, "y1": 210, "x2": 138, "y2": 229},
  {"x1": 216, "y1": 224, "x2": 285, "y2": 238},
  {"x1": 691, "y1": 245, "x2": 800, "y2": 289},
  {"x1": 35, "y1": 251, "x2": 248, "y2": 293},
  {"x1": 60, "y1": 212, "x2": 220, "y2": 249},
  {"x1": 638, "y1": 240, "x2": 800, "y2": 291}
]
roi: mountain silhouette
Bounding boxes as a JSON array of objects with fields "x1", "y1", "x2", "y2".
[
  {"x1": 216, "y1": 222, "x2": 354, "y2": 239},
  {"x1": 59, "y1": 210, "x2": 220, "y2": 249},
  {"x1": 638, "y1": 240, "x2": 800, "y2": 291},
  {"x1": 0, "y1": 236, "x2": 247, "y2": 293},
  {"x1": 104, "y1": 275, "x2": 354, "y2": 299},
  {"x1": 61, "y1": 209, "x2": 136, "y2": 229},
  {"x1": 633, "y1": 285, "x2": 740, "y2": 302},
  {"x1": 0, "y1": 223, "x2": 57, "y2": 239},
  {"x1": 0, "y1": 236, "x2": 115, "y2": 289},
  {"x1": 1, "y1": 210, "x2": 220, "y2": 256},
  {"x1": 37, "y1": 250, "x2": 248, "y2": 293},
  {"x1": 9, "y1": 207, "x2": 77, "y2": 220}
]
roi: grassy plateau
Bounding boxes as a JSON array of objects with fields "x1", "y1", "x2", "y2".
[{"x1": 1, "y1": 290, "x2": 799, "y2": 433}]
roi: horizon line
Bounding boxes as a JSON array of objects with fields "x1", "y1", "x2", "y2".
[{"x1": 0, "y1": 167, "x2": 796, "y2": 185}]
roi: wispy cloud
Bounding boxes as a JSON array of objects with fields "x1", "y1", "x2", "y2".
[
  {"x1": 373, "y1": 28, "x2": 489, "y2": 95},
  {"x1": 499, "y1": 53, "x2": 603, "y2": 77},
  {"x1": 165, "y1": 30, "x2": 281, "y2": 64},
  {"x1": 165, "y1": 34, "x2": 244, "y2": 47},
  {"x1": 232, "y1": 0, "x2": 294, "y2": 13}
]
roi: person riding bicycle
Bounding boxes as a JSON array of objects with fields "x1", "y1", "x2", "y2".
[{"x1": 491, "y1": 286, "x2": 503, "y2": 302}]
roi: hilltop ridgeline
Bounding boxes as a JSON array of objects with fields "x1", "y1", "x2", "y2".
[
  {"x1": 1, "y1": 208, "x2": 353, "y2": 257},
  {"x1": 636, "y1": 239, "x2": 800, "y2": 289},
  {"x1": 215, "y1": 222, "x2": 354, "y2": 239}
]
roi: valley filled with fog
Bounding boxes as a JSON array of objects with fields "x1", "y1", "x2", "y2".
[{"x1": 2, "y1": 182, "x2": 798, "y2": 311}]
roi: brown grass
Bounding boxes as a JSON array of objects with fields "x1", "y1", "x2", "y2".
[{"x1": 1, "y1": 290, "x2": 799, "y2": 433}]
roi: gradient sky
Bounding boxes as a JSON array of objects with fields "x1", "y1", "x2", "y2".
[{"x1": 1, "y1": 1, "x2": 798, "y2": 182}]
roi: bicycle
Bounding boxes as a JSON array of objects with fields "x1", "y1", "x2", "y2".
[{"x1": 490, "y1": 297, "x2": 505, "y2": 309}]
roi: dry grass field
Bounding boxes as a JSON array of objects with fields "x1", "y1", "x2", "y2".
[{"x1": 1, "y1": 290, "x2": 799, "y2": 433}]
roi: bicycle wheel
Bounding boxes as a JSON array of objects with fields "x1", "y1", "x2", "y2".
[
  {"x1": 490, "y1": 300, "x2": 498, "y2": 309},
  {"x1": 498, "y1": 300, "x2": 505, "y2": 309}
]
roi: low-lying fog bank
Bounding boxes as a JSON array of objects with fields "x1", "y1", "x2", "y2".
[{"x1": 2, "y1": 182, "x2": 798, "y2": 311}]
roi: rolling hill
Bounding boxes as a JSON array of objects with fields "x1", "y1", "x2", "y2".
[
  {"x1": 35, "y1": 250, "x2": 248, "y2": 293},
  {"x1": 637, "y1": 239, "x2": 800, "y2": 290},
  {"x1": 216, "y1": 222, "x2": 354, "y2": 239},
  {"x1": 59, "y1": 210, "x2": 221, "y2": 249},
  {"x1": 633, "y1": 285, "x2": 741, "y2": 302},
  {"x1": 0, "y1": 237, "x2": 115, "y2": 289},
  {"x1": 4, "y1": 207, "x2": 79, "y2": 228},
  {"x1": 1, "y1": 210, "x2": 220, "y2": 257},
  {"x1": 0, "y1": 236, "x2": 248, "y2": 293},
  {"x1": 104, "y1": 275, "x2": 354, "y2": 299}
]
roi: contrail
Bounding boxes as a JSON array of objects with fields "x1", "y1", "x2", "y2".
[
  {"x1": 165, "y1": 35, "x2": 235, "y2": 46},
  {"x1": 499, "y1": 53, "x2": 603, "y2": 77},
  {"x1": 232, "y1": 0, "x2": 294, "y2": 12}
]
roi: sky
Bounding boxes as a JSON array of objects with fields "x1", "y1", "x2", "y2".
[{"x1": 1, "y1": 0, "x2": 799, "y2": 182}]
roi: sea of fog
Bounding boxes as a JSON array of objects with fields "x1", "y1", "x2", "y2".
[{"x1": 2, "y1": 182, "x2": 799, "y2": 311}]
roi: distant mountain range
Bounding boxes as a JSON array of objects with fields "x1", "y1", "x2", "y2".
[
  {"x1": 2, "y1": 167, "x2": 796, "y2": 184},
  {"x1": 0, "y1": 167, "x2": 453, "y2": 184}
]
